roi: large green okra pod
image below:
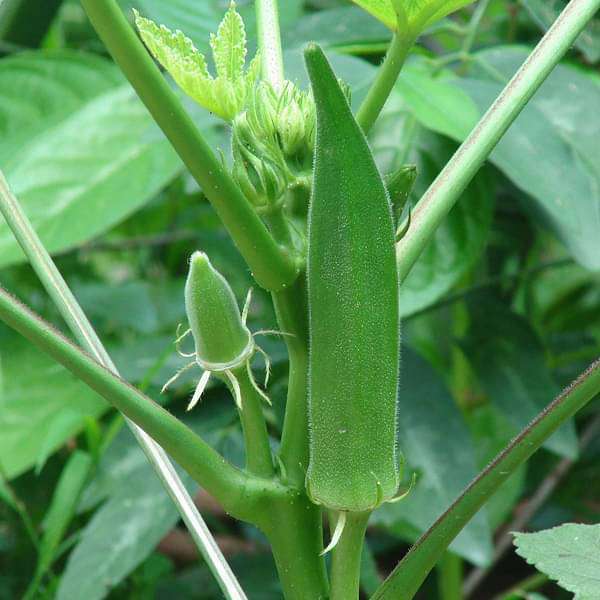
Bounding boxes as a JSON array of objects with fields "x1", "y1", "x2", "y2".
[{"x1": 305, "y1": 44, "x2": 400, "y2": 512}]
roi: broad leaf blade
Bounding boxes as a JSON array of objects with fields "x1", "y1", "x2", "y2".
[
  {"x1": 514, "y1": 524, "x2": 600, "y2": 599},
  {"x1": 209, "y1": 5, "x2": 247, "y2": 81},
  {"x1": 0, "y1": 52, "x2": 182, "y2": 267}
]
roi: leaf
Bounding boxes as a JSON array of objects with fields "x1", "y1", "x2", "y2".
[
  {"x1": 0, "y1": 51, "x2": 181, "y2": 268},
  {"x1": 282, "y1": 6, "x2": 391, "y2": 52},
  {"x1": 397, "y1": 50, "x2": 600, "y2": 270},
  {"x1": 305, "y1": 44, "x2": 400, "y2": 511},
  {"x1": 514, "y1": 523, "x2": 600, "y2": 599},
  {"x1": 119, "y1": 0, "x2": 304, "y2": 56},
  {"x1": 463, "y1": 292, "x2": 578, "y2": 459},
  {"x1": 34, "y1": 410, "x2": 84, "y2": 475},
  {"x1": 64, "y1": 406, "x2": 241, "y2": 600},
  {"x1": 210, "y1": 4, "x2": 246, "y2": 80},
  {"x1": 37, "y1": 451, "x2": 93, "y2": 579},
  {"x1": 0, "y1": 331, "x2": 106, "y2": 479},
  {"x1": 371, "y1": 90, "x2": 494, "y2": 318},
  {"x1": 57, "y1": 463, "x2": 188, "y2": 600},
  {"x1": 520, "y1": 0, "x2": 600, "y2": 63},
  {"x1": 372, "y1": 347, "x2": 492, "y2": 566},
  {"x1": 350, "y1": 0, "x2": 475, "y2": 33},
  {"x1": 134, "y1": 5, "x2": 259, "y2": 121}
]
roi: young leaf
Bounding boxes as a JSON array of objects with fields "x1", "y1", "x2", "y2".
[
  {"x1": 351, "y1": 0, "x2": 475, "y2": 34},
  {"x1": 514, "y1": 524, "x2": 600, "y2": 599},
  {"x1": 305, "y1": 44, "x2": 400, "y2": 512},
  {"x1": 134, "y1": 5, "x2": 259, "y2": 121}
]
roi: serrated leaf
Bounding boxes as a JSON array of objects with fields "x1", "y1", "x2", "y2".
[
  {"x1": 350, "y1": 0, "x2": 475, "y2": 33},
  {"x1": 210, "y1": 4, "x2": 246, "y2": 81},
  {"x1": 135, "y1": 5, "x2": 259, "y2": 121},
  {"x1": 514, "y1": 523, "x2": 600, "y2": 599}
]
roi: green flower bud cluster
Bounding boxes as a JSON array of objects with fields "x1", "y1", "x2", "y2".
[{"x1": 231, "y1": 81, "x2": 316, "y2": 212}]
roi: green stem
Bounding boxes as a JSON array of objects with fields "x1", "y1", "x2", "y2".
[
  {"x1": 272, "y1": 277, "x2": 310, "y2": 487},
  {"x1": 356, "y1": 32, "x2": 414, "y2": 134},
  {"x1": 330, "y1": 512, "x2": 370, "y2": 600},
  {"x1": 396, "y1": 0, "x2": 600, "y2": 284},
  {"x1": 371, "y1": 357, "x2": 600, "y2": 600},
  {"x1": 0, "y1": 286, "x2": 283, "y2": 523},
  {"x1": 460, "y1": 0, "x2": 492, "y2": 56},
  {"x1": 255, "y1": 0, "x2": 284, "y2": 89},
  {"x1": 233, "y1": 366, "x2": 274, "y2": 478},
  {"x1": 262, "y1": 493, "x2": 329, "y2": 600},
  {"x1": 0, "y1": 171, "x2": 247, "y2": 600},
  {"x1": 80, "y1": 0, "x2": 297, "y2": 291},
  {"x1": 438, "y1": 553, "x2": 463, "y2": 600}
]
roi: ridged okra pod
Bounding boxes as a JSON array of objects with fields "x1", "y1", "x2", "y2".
[{"x1": 305, "y1": 45, "x2": 400, "y2": 512}]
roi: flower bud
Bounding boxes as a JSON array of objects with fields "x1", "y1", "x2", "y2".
[{"x1": 184, "y1": 251, "x2": 252, "y2": 366}]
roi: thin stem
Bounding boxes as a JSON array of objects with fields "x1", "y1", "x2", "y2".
[
  {"x1": 371, "y1": 357, "x2": 600, "y2": 600},
  {"x1": 356, "y1": 32, "x2": 414, "y2": 134},
  {"x1": 463, "y1": 412, "x2": 600, "y2": 597},
  {"x1": 273, "y1": 278, "x2": 310, "y2": 487},
  {"x1": 460, "y1": 0, "x2": 492, "y2": 56},
  {"x1": 80, "y1": 0, "x2": 297, "y2": 291},
  {"x1": 0, "y1": 286, "x2": 284, "y2": 525},
  {"x1": 232, "y1": 366, "x2": 274, "y2": 478},
  {"x1": 438, "y1": 553, "x2": 463, "y2": 600},
  {"x1": 255, "y1": 0, "x2": 284, "y2": 89},
  {"x1": 0, "y1": 462, "x2": 40, "y2": 552},
  {"x1": 0, "y1": 171, "x2": 247, "y2": 600},
  {"x1": 396, "y1": 0, "x2": 600, "y2": 284},
  {"x1": 493, "y1": 572, "x2": 549, "y2": 600},
  {"x1": 330, "y1": 512, "x2": 370, "y2": 600}
]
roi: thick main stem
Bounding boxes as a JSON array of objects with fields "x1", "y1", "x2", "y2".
[
  {"x1": 356, "y1": 33, "x2": 414, "y2": 134},
  {"x1": 396, "y1": 0, "x2": 600, "y2": 283},
  {"x1": 262, "y1": 493, "x2": 328, "y2": 600},
  {"x1": 80, "y1": 0, "x2": 297, "y2": 291},
  {"x1": 330, "y1": 512, "x2": 370, "y2": 600},
  {"x1": 272, "y1": 277, "x2": 310, "y2": 486}
]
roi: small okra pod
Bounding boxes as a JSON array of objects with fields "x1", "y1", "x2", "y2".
[
  {"x1": 184, "y1": 251, "x2": 253, "y2": 366},
  {"x1": 162, "y1": 252, "x2": 272, "y2": 411},
  {"x1": 305, "y1": 45, "x2": 401, "y2": 513}
]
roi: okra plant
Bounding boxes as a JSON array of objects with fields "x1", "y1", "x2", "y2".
[{"x1": 0, "y1": 0, "x2": 599, "y2": 598}]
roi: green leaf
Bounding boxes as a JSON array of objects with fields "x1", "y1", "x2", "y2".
[
  {"x1": 514, "y1": 523, "x2": 600, "y2": 599},
  {"x1": 210, "y1": 4, "x2": 246, "y2": 80},
  {"x1": 58, "y1": 461, "x2": 188, "y2": 600},
  {"x1": 372, "y1": 347, "x2": 492, "y2": 566},
  {"x1": 37, "y1": 451, "x2": 93, "y2": 580},
  {"x1": 134, "y1": 5, "x2": 260, "y2": 121},
  {"x1": 0, "y1": 331, "x2": 106, "y2": 479},
  {"x1": 397, "y1": 50, "x2": 600, "y2": 270},
  {"x1": 463, "y1": 292, "x2": 578, "y2": 459},
  {"x1": 0, "y1": 51, "x2": 182, "y2": 268},
  {"x1": 119, "y1": 0, "x2": 304, "y2": 55},
  {"x1": 350, "y1": 0, "x2": 475, "y2": 33},
  {"x1": 305, "y1": 44, "x2": 400, "y2": 511},
  {"x1": 520, "y1": 0, "x2": 600, "y2": 63}
]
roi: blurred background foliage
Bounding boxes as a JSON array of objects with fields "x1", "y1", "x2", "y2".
[{"x1": 0, "y1": 0, "x2": 598, "y2": 598}]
